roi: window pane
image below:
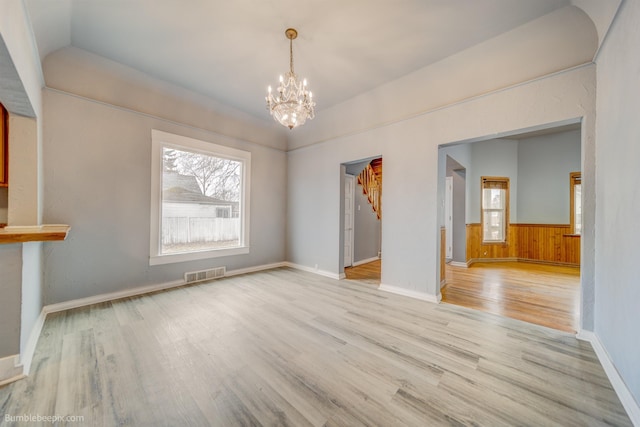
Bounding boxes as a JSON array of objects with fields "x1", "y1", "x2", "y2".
[
  {"x1": 574, "y1": 183, "x2": 582, "y2": 235},
  {"x1": 483, "y1": 210, "x2": 504, "y2": 241},
  {"x1": 161, "y1": 147, "x2": 242, "y2": 254},
  {"x1": 483, "y1": 188, "x2": 505, "y2": 209}
]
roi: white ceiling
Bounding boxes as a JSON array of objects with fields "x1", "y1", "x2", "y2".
[{"x1": 26, "y1": 0, "x2": 573, "y2": 122}]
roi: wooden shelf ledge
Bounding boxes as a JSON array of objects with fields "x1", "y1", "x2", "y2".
[{"x1": 0, "y1": 224, "x2": 71, "y2": 244}]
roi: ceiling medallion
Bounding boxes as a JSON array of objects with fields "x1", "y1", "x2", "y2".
[{"x1": 266, "y1": 28, "x2": 316, "y2": 129}]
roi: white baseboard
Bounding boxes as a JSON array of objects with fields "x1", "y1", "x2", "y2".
[
  {"x1": 449, "y1": 261, "x2": 469, "y2": 268},
  {"x1": 352, "y1": 256, "x2": 380, "y2": 267},
  {"x1": 0, "y1": 355, "x2": 24, "y2": 386},
  {"x1": 44, "y1": 279, "x2": 185, "y2": 314},
  {"x1": 577, "y1": 330, "x2": 640, "y2": 425},
  {"x1": 44, "y1": 262, "x2": 288, "y2": 314},
  {"x1": 378, "y1": 283, "x2": 441, "y2": 304},
  {"x1": 20, "y1": 309, "x2": 46, "y2": 375},
  {"x1": 284, "y1": 262, "x2": 343, "y2": 280},
  {"x1": 225, "y1": 262, "x2": 287, "y2": 277}
]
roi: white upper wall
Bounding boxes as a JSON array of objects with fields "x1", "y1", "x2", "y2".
[
  {"x1": 43, "y1": 47, "x2": 288, "y2": 152},
  {"x1": 287, "y1": 5, "x2": 597, "y2": 151}
]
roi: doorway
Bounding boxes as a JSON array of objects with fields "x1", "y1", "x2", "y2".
[
  {"x1": 340, "y1": 156, "x2": 382, "y2": 285},
  {"x1": 437, "y1": 124, "x2": 582, "y2": 333}
]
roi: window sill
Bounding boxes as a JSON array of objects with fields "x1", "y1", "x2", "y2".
[
  {"x1": 149, "y1": 245, "x2": 249, "y2": 265},
  {"x1": 0, "y1": 224, "x2": 71, "y2": 244}
]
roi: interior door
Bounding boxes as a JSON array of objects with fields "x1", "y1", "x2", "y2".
[{"x1": 344, "y1": 174, "x2": 355, "y2": 267}]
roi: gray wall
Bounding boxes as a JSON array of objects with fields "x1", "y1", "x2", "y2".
[
  {"x1": 442, "y1": 131, "x2": 580, "y2": 229},
  {"x1": 345, "y1": 161, "x2": 381, "y2": 263},
  {"x1": 468, "y1": 139, "x2": 519, "y2": 223},
  {"x1": 594, "y1": 0, "x2": 640, "y2": 405},
  {"x1": 41, "y1": 89, "x2": 287, "y2": 304},
  {"x1": 517, "y1": 130, "x2": 581, "y2": 223},
  {"x1": 0, "y1": 244, "x2": 21, "y2": 357}
]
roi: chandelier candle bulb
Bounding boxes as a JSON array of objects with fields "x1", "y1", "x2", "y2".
[{"x1": 265, "y1": 28, "x2": 316, "y2": 130}]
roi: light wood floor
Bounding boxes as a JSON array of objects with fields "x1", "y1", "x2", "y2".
[
  {"x1": 442, "y1": 262, "x2": 580, "y2": 333},
  {"x1": 0, "y1": 268, "x2": 630, "y2": 426},
  {"x1": 344, "y1": 259, "x2": 381, "y2": 284}
]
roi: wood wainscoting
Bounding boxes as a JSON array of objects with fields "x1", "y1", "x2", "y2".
[{"x1": 466, "y1": 223, "x2": 580, "y2": 266}]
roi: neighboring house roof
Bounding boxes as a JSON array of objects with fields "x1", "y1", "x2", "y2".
[
  {"x1": 163, "y1": 172, "x2": 202, "y2": 194},
  {"x1": 162, "y1": 172, "x2": 237, "y2": 206}
]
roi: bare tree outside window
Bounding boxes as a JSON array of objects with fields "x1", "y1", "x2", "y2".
[
  {"x1": 161, "y1": 147, "x2": 243, "y2": 254},
  {"x1": 150, "y1": 130, "x2": 251, "y2": 265},
  {"x1": 163, "y1": 148, "x2": 241, "y2": 202}
]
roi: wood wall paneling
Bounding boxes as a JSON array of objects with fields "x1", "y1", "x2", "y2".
[{"x1": 466, "y1": 223, "x2": 580, "y2": 266}]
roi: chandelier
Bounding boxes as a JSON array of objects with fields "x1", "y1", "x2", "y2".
[{"x1": 266, "y1": 28, "x2": 316, "y2": 129}]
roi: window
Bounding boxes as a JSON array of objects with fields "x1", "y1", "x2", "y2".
[
  {"x1": 481, "y1": 177, "x2": 509, "y2": 243},
  {"x1": 570, "y1": 172, "x2": 582, "y2": 235},
  {"x1": 150, "y1": 130, "x2": 250, "y2": 265}
]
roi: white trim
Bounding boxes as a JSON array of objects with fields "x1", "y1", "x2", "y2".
[
  {"x1": 577, "y1": 330, "x2": 640, "y2": 426},
  {"x1": 44, "y1": 279, "x2": 185, "y2": 314},
  {"x1": 20, "y1": 309, "x2": 46, "y2": 375},
  {"x1": 352, "y1": 256, "x2": 380, "y2": 267},
  {"x1": 43, "y1": 262, "x2": 289, "y2": 314},
  {"x1": 284, "y1": 262, "x2": 343, "y2": 280},
  {"x1": 378, "y1": 283, "x2": 441, "y2": 304},
  {"x1": 449, "y1": 261, "x2": 469, "y2": 268},
  {"x1": 225, "y1": 262, "x2": 287, "y2": 277},
  {"x1": 149, "y1": 246, "x2": 250, "y2": 266},
  {"x1": 0, "y1": 355, "x2": 24, "y2": 386}
]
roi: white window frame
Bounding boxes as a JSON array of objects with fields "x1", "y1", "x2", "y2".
[{"x1": 150, "y1": 130, "x2": 250, "y2": 265}]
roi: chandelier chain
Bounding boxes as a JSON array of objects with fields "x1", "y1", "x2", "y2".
[{"x1": 289, "y1": 37, "x2": 294, "y2": 74}]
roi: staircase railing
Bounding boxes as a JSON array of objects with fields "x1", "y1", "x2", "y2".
[{"x1": 357, "y1": 164, "x2": 381, "y2": 219}]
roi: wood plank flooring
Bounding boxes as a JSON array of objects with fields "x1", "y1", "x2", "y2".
[
  {"x1": 442, "y1": 262, "x2": 580, "y2": 333},
  {"x1": 0, "y1": 268, "x2": 630, "y2": 426},
  {"x1": 344, "y1": 259, "x2": 381, "y2": 284}
]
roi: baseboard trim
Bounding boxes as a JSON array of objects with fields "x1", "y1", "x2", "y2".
[
  {"x1": 577, "y1": 330, "x2": 640, "y2": 425},
  {"x1": 449, "y1": 261, "x2": 469, "y2": 268},
  {"x1": 284, "y1": 262, "x2": 343, "y2": 280},
  {"x1": 20, "y1": 309, "x2": 46, "y2": 375},
  {"x1": 44, "y1": 279, "x2": 186, "y2": 314},
  {"x1": 465, "y1": 257, "x2": 579, "y2": 268},
  {"x1": 378, "y1": 283, "x2": 441, "y2": 304},
  {"x1": 44, "y1": 262, "x2": 289, "y2": 315},
  {"x1": 0, "y1": 355, "x2": 24, "y2": 386},
  {"x1": 225, "y1": 262, "x2": 287, "y2": 277},
  {"x1": 352, "y1": 256, "x2": 380, "y2": 267}
]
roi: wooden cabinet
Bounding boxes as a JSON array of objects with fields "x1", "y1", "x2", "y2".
[{"x1": 0, "y1": 103, "x2": 7, "y2": 186}]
